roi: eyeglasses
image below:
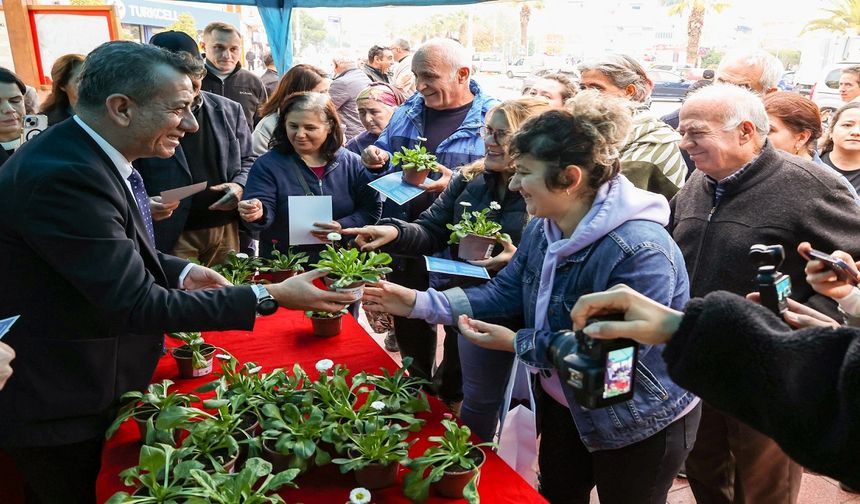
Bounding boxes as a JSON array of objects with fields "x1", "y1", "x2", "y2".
[{"x1": 480, "y1": 126, "x2": 512, "y2": 145}]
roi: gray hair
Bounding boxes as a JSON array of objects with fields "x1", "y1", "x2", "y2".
[
  {"x1": 332, "y1": 51, "x2": 358, "y2": 68},
  {"x1": 416, "y1": 38, "x2": 471, "y2": 78},
  {"x1": 686, "y1": 83, "x2": 769, "y2": 136},
  {"x1": 717, "y1": 49, "x2": 784, "y2": 93},
  {"x1": 392, "y1": 38, "x2": 411, "y2": 52},
  {"x1": 77, "y1": 41, "x2": 204, "y2": 111},
  {"x1": 577, "y1": 54, "x2": 652, "y2": 103}
]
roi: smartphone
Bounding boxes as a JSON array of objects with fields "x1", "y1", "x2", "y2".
[
  {"x1": 800, "y1": 248, "x2": 860, "y2": 286},
  {"x1": 22, "y1": 114, "x2": 48, "y2": 142}
]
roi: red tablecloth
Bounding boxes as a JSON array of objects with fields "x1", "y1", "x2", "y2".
[{"x1": 93, "y1": 308, "x2": 547, "y2": 503}]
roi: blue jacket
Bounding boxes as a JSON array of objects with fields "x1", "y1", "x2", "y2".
[
  {"x1": 242, "y1": 147, "x2": 382, "y2": 259},
  {"x1": 137, "y1": 91, "x2": 255, "y2": 252},
  {"x1": 413, "y1": 177, "x2": 695, "y2": 450},
  {"x1": 373, "y1": 80, "x2": 499, "y2": 221}
]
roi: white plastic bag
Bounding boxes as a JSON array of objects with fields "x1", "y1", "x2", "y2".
[{"x1": 496, "y1": 358, "x2": 539, "y2": 488}]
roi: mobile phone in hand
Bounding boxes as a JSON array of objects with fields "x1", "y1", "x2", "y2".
[
  {"x1": 209, "y1": 187, "x2": 237, "y2": 211},
  {"x1": 800, "y1": 248, "x2": 860, "y2": 286}
]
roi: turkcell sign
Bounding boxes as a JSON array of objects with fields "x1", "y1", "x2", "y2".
[{"x1": 111, "y1": 0, "x2": 241, "y2": 29}]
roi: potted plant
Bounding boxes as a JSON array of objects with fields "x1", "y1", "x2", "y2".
[
  {"x1": 360, "y1": 357, "x2": 431, "y2": 416},
  {"x1": 185, "y1": 457, "x2": 300, "y2": 504},
  {"x1": 169, "y1": 332, "x2": 216, "y2": 379},
  {"x1": 402, "y1": 419, "x2": 495, "y2": 503},
  {"x1": 213, "y1": 250, "x2": 263, "y2": 285},
  {"x1": 305, "y1": 309, "x2": 348, "y2": 337},
  {"x1": 391, "y1": 136, "x2": 439, "y2": 186},
  {"x1": 106, "y1": 443, "x2": 208, "y2": 503},
  {"x1": 259, "y1": 402, "x2": 333, "y2": 474},
  {"x1": 106, "y1": 379, "x2": 199, "y2": 445},
  {"x1": 311, "y1": 243, "x2": 392, "y2": 298},
  {"x1": 447, "y1": 201, "x2": 511, "y2": 261},
  {"x1": 265, "y1": 240, "x2": 308, "y2": 282},
  {"x1": 333, "y1": 418, "x2": 415, "y2": 489}
]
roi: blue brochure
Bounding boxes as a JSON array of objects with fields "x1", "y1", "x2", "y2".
[
  {"x1": 0, "y1": 315, "x2": 19, "y2": 340},
  {"x1": 368, "y1": 172, "x2": 426, "y2": 205},
  {"x1": 424, "y1": 256, "x2": 491, "y2": 280}
]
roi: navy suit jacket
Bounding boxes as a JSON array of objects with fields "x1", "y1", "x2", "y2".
[
  {"x1": 0, "y1": 118, "x2": 256, "y2": 447},
  {"x1": 136, "y1": 91, "x2": 256, "y2": 252}
]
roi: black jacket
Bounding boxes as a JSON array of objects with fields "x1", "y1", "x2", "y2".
[
  {"x1": 201, "y1": 62, "x2": 267, "y2": 128},
  {"x1": 670, "y1": 141, "x2": 860, "y2": 318},
  {"x1": 136, "y1": 91, "x2": 256, "y2": 252},
  {"x1": 667, "y1": 291, "x2": 860, "y2": 488},
  {"x1": 0, "y1": 119, "x2": 256, "y2": 446},
  {"x1": 382, "y1": 170, "x2": 527, "y2": 259}
]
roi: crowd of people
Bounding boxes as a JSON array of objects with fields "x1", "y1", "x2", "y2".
[{"x1": 0, "y1": 19, "x2": 859, "y2": 504}]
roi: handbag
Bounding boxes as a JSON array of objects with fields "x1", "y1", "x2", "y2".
[{"x1": 496, "y1": 358, "x2": 539, "y2": 488}]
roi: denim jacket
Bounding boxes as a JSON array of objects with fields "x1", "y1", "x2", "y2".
[{"x1": 441, "y1": 218, "x2": 696, "y2": 451}]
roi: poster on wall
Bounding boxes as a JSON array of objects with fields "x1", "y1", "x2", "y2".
[{"x1": 28, "y1": 6, "x2": 119, "y2": 85}]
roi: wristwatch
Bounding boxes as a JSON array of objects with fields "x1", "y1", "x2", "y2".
[{"x1": 251, "y1": 284, "x2": 278, "y2": 316}]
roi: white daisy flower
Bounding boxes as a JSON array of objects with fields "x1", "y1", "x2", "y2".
[
  {"x1": 235, "y1": 253, "x2": 249, "y2": 259},
  {"x1": 248, "y1": 366, "x2": 263, "y2": 374},
  {"x1": 327, "y1": 232, "x2": 342, "y2": 242},
  {"x1": 349, "y1": 487, "x2": 371, "y2": 504},
  {"x1": 417, "y1": 136, "x2": 428, "y2": 142},
  {"x1": 489, "y1": 201, "x2": 501, "y2": 210},
  {"x1": 315, "y1": 358, "x2": 334, "y2": 373},
  {"x1": 459, "y1": 201, "x2": 472, "y2": 207},
  {"x1": 215, "y1": 353, "x2": 232, "y2": 361},
  {"x1": 370, "y1": 400, "x2": 386, "y2": 411}
]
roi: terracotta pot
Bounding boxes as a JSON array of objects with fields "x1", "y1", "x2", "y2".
[
  {"x1": 354, "y1": 460, "x2": 399, "y2": 489},
  {"x1": 310, "y1": 315, "x2": 343, "y2": 337},
  {"x1": 262, "y1": 438, "x2": 299, "y2": 473},
  {"x1": 402, "y1": 169, "x2": 429, "y2": 187},
  {"x1": 172, "y1": 344, "x2": 216, "y2": 379},
  {"x1": 457, "y1": 234, "x2": 496, "y2": 261},
  {"x1": 133, "y1": 411, "x2": 156, "y2": 440},
  {"x1": 434, "y1": 447, "x2": 486, "y2": 499},
  {"x1": 270, "y1": 270, "x2": 299, "y2": 283},
  {"x1": 202, "y1": 448, "x2": 240, "y2": 474}
]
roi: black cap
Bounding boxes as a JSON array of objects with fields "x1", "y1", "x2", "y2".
[{"x1": 149, "y1": 31, "x2": 202, "y2": 59}]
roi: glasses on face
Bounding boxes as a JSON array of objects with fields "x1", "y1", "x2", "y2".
[{"x1": 480, "y1": 125, "x2": 511, "y2": 145}]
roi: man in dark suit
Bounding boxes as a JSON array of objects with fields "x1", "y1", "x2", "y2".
[
  {"x1": 0, "y1": 41, "x2": 353, "y2": 503},
  {"x1": 141, "y1": 31, "x2": 255, "y2": 266}
]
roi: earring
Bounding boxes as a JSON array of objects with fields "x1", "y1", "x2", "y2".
[
  {"x1": 794, "y1": 144, "x2": 800, "y2": 155},
  {"x1": 565, "y1": 188, "x2": 571, "y2": 195}
]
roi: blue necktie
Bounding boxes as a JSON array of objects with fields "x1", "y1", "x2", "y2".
[{"x1": 127, "y1": 168, "x2": 155, "y2": 246}]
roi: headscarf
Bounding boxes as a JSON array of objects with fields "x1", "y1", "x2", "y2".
[{"x1": 355, "y1": 82, "x2": 405, "y2": 108}]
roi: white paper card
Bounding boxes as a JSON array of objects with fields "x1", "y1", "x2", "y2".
[
  {"x1": 0, "y1": 315, "x2": 20, "y2": 340},
  {"x1": 367, "y1": 172, "x2": 426, "y2": 205},
  {"x1": 288, "y1": 195, "x2": 333, "y2": 245},
  {"x1": 160, "y1": 181, "x2": 208, "y2": 203},
  {"x1": 424, "y1": 256, "x2": 491, "y2": 279}
]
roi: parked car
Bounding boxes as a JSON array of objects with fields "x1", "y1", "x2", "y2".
[
  {"x1": 471, "y1": 52, "x2": 506, "y2": 74},
  {"x1": 506, "y1": 55, "x2": 567, "y2": 79},
  {"x1": 778, "y1": 71, "x2": 796, "y2": 92},
  {"x1": 810, "y1": 62, "x2": 860, "y2": 115},
  {"x1": 648, "y1": 70, "x2": 691, "y2": 100}
]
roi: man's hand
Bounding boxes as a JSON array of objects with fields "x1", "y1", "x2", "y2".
[
  {"x1": 0, "y1": 341, "x2": 14, "y2": 390},
  {"x1": 798, "y1": 242, "x2": 859, "y2": 300},
  {"x1": 457, "y1": 315, "x2": 516, "y2": 352},
  {"x1": 149, "y1": 196, "x2": 180, "y2": 222},
  {"x1": 238, "y1": 199, "x2": 263, "y2": 223},
  {"x1": 183, "y1": 264, "x2": 232, "y2": 290},
  {"x1": 468, "y1": 239, "x2": 516, "y2": 272},
  {"x1": 341, "y1": 225, "x2": 399, "y2": 251},
  {"x1": 209, "y1": 183, "x2": 243, "y2": 211},
  {"x1": 361, "y1": 145, "x2": 390, "y2": 170},
  {"x1": 569, "y1": 284, "x2": 682, "y2": 345},
  {"x1": 310, "y1": 221, "x2": 343, "y2": 242},
  {"x1": 746, "y1": 292, "x2": 840, "y2": 329},
  {"x1": 265, "y1": 269, "x2": 356, "y2": 313},
  {"x1": 362, "y1": 281, "x2": 417, "y2": 317},
  {"x1": 418, "y1": 164, "x2": 453, "y2": 194}
]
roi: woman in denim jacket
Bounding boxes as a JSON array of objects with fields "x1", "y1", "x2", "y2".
[{"x1": 364, "y1": 91, "x2": 700, "y2": 504}]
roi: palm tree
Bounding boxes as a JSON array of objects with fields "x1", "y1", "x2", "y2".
[
  {"x1": 513, "y1": 1, "x2": 543, "y2": 56},
  {"x1": 665, "y1": 0, "x2": 730, "y2": 65},
  {"x1": 802, "y1": 0, "x2": 860, "y2": 36}
]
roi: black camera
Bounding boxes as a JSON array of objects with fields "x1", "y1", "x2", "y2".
[
  {"x1": 548, "y1": 314, "x2": 638, "y2": 409},
  {"x1": 749, "y1": 244, "x2": 792, "y2": 315}
]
